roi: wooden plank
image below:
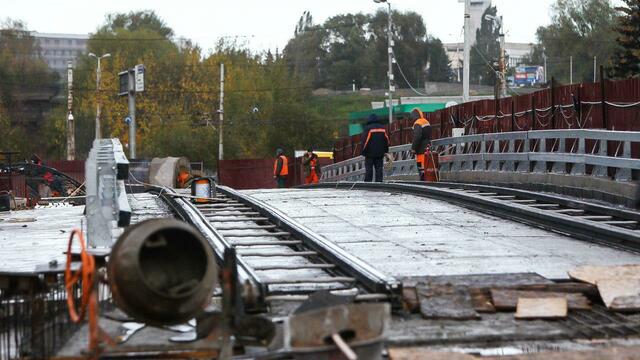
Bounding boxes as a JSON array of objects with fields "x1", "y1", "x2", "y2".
[
  {"x1": 401, "y1": 273, "x2": 553, "y2": 288},
  {"x1": 569, "y1": 264, "x2": 640, "y2": 285},
  {"x1": 596, "y1": 278, "x2": 640, "y2": 311},
  {"x1": 416, "y1": 284, "x2": 479, "y2": 320},
  {"x1": 470, "y1": 288, "x2": 495, "y2": 313},
  {"x1": 515, "y1": 297, "x2": 568, "y2": 319},
  {"x1": 388, "y1": 348, "x2": 476, "y2": 360},
  {"x1": 491, "y1": 289, "x2": 591, "y2": 310},
  {"x1": 402, "y1": 287, "x2": 419, "y2": 312}
]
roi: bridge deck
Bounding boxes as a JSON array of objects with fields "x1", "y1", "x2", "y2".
[{"x1": 244, "y1": 188, "x2": 640, "y2": 280}]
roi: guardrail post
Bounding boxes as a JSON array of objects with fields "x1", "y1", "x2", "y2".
[
  {"x1": 571, "y1": 135, "x2": 586, "y2": 176},
  {"x1": 615, "y1": 140, "x2": 632, "y2": 182},
  {"x1": 551, "y1": 136, "x2": 567, "y2": 174},
  {"x1": 504, "y1": 136, "x2": 516, "y2": 172},
  {"x1": 593, "y1": 139, "x2": 609, "y2": 177},
  {"x1": 533, "y1": 137, "x2": 547, "y2": 173},
  {"x1": 488, "y1": 136, "x2": 501, "y2": 171},
  {"x1": 517, "y1": 132, "x2": 531, "y2": 172}
]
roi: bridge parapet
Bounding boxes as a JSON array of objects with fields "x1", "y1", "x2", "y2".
[
  {"x1": 434, "y1": 129, "x2": 638, "y2": 182},
  {"x1": 321, "y1": 144, "x2": 417, "y2": 182},
  {"x1": 322, "y1": 130, "x2": 640, "y2": 207}
]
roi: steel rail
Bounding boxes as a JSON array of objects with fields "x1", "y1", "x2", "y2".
[
  {"x1": 302, "y1": 182, "x2": 640, "y2": 254},
  {"x1": 217, "y1": 186, "x2": 403, "y2": 298},
  {"x1": 151, "y1": 187, "x2": 264, "y2": 305}
]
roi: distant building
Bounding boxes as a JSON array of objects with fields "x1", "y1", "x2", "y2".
[
  {"x1": 468, "y1": 0, "x2": 492, "y2": 42},
  {"x1": 31, "y1": 32, "x2": 89, "y2": 74},
  {"x1": 444, "y1": 42, "x2": 534, "y2": 82}
]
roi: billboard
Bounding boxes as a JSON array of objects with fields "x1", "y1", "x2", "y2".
[{"x1": 514, "y1": 66, "x2": 545, "y2": 87}]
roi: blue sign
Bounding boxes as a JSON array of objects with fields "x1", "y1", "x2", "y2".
[{"x1": 124, "y1": 116, "x2": 132, "y2": 124}]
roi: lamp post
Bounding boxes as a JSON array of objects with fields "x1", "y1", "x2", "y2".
[
  {"x1": 485, "y1": 14, "x2": 506, "y2": 98},
  {"x1": 88, "y1": 52, "x2": 111, "y2": 140},
  {"x1": 374, "y1": 0, "x2": 394, "y2": 124}
]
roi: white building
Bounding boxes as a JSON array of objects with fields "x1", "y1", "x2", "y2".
[{"x1": 32, "y1": 32, "x2": 89, "y2": 74}]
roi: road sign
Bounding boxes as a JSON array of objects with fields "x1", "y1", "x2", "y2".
[
  {"x1": 124, "y1": 116, "x2": 132, "y2": 124},
  {"x1": 135, "y1": 64, "x2": 145, "y2": 92}
]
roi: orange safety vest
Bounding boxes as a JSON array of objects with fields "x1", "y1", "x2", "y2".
[
  {"x1": 363, "y1": 128, "x2": 390, "y2": 150},
  {"x1": 274, "y1": 155, "x2": 289, "y2": 176}
]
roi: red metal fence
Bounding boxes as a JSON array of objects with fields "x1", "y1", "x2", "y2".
[
  {"x1": 334, "y1": 78, "x2": 640, "y2": 162},
  {"x1": 219, "y1": 157, "x2": 333, "y2": 189}
]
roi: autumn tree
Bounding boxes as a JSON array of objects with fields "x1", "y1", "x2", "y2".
[
  {"x1": 610, "y1": 0, "x2": 640, "y2": 78},
  {"x1": 531, "y1": 0, "x2": 618, "y2": 83}
]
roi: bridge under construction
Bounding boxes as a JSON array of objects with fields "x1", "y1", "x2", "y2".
[{"x1": 2, "y1": 130, "x2": 640, "y2": 360}]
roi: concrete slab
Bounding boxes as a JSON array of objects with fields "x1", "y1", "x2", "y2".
[{"x1": 244, "y1": 188, "x2": 640, "y2": 280}]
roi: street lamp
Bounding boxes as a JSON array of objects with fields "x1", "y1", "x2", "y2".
[
  {"x1": 88, "y1": 52, "x2": 111, "y2": 140},
  {"x1": 485, "y1": 15, "x2": 506, "y2": 98},
  {"x1": 374, "y1": 0, "x2": 394, "y2": 124}
]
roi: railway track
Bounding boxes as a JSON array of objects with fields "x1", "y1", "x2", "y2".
[
  {"x1": 306, "y1": 181, "x2": 640, "y2": 254},
  {"x1": 154, "y1": 185, "x2": 401, "y2": 309}
]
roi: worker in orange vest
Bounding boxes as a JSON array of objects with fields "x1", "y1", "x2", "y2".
[
  {"x1": 273, "y1": 148, "x2": 289, "y2": 188},
  {"x1": 303, "y1": 148, "x2": 320, "y2": 184},
  {"x1": 410, "y1": 109, "x2": 432, "y2": 181}
]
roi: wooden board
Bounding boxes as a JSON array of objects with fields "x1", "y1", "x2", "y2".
[
  {"x1": 597, "y1": 278, "x2": 640, "y2": 311},
  {"x1": 470, "y1": 288, "x2": 496, "y2": 313},
  {"x1": 416, "y1": 284, "x2": 480, "y2": 320},
  {"x1": 515, "y1": 297, "x2": 568, "y2": 319},
  {"x1": 388, "y1": 348, "x2": 476, "y2": 360},
  {"x1": 491, "y1": 289, "x2": 591, "y2": 310},
  {"x1": 482, "y1": 346, "x2": 640, "y2": 360},
  {"x1": 402, "y1": 287, "x2": 419, "y2": 312},
  {"x1": 569, "y1": 264, "x2": 640, "y2": 285}
]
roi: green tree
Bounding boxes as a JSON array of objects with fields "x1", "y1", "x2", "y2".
[
  {"x1": 470, "y1": 6, "x2": 501, "y2": 86},
  {"x1": 532, "y1": 0, "x2": 618, "y2": 83},
  {"x1": 0, "y1": 19, "x2": 60, "y2": 157},
  {"x1": 610, "y1": 0, "x2": 640, "y2": 78}
]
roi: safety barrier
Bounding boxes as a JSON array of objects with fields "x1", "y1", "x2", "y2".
[
  {"x1": 85, "y1": 139, "x2": 131, "y2": 248},
  {"x1": 320, "y1": 144, "x2": 417, "y2": 182},
  {"x1": 433, "y1": 129, "x2": 640, "y2": 182}
]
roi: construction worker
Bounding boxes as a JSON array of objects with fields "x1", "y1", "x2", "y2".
[
  {"x1": 410, "y1": 108, "x2": 432, "y2": 181},
  {"x1": 361, "y1": 114, "x2": 390, "y2": 183},
  {"x1": 302, "y1": 148, "x2": 320, "y2": 184},
  {"x1": 273, "y1": 148, "x2": 289, "y2": 188}
]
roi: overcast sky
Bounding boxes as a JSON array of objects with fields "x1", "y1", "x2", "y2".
[{"x1": 2, "y1": 0, "x2": 590, "y2": 52}]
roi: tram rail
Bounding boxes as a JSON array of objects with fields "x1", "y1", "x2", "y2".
[{"x1": 153, "y1": 185, "x2": 402, "y2": 309}]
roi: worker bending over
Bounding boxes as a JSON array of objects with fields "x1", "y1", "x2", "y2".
[
  {"x1": 410, "y1": 109, "x2": 432, "y2": 181},
  {"x1": 303, "y1": 148, "x2": 320, "y2": 184},
  {"x1": 273, "y1": 148, "x2": 289, "y2": 188},
  {"x1": 361, "y1": 114, "x2": 390, "y2": 183}
]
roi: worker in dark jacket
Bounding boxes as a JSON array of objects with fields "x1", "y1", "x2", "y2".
[
  {"x1": 273, "y1": 148, "x2": 289, "y2": 188},
  {"x1": 410, "y1": 109, "x2": 432, "y2": 181},
  {"x1": 361, "y1": 114, "x2": 390, "y2": 182}
]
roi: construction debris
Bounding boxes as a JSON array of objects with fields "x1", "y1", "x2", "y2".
[
  {"x1": 491, "y1": 289, "x2": 591, "y2": 310},
  {"x1": 597, "y1": 278, "x2": 640, "y2": 312},
  {"x1": 515, "y1": 297, "x2": 568, "y2": 319},
  {"x1": 416, "y1": 283, "x2": 479, "y2": 320},
  {"x1": 569, "y1": 264, "x2": 640, "y2": 285}
]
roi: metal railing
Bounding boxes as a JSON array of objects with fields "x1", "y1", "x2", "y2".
[
  {"x1": 85, "y1": 139, "x2": 131, "y2": 248},
  {"x1": 321, "y1": 144, "x2": 417, "y2": 182},
  {"x1": 433, "y1": 129, "x2": 640, "y2": 182}
]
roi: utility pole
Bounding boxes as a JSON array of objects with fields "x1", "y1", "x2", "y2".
[
  {"x1": 386, "y1": 1, "x2": 394, "y2": 124},
  {"x1": 89, "y1": 53, "x2": 110, "y2": 140},
  {"x1": 463, "y1": 0, "x2": 471, "y2": 103},
  {"x1": 593, "y1": 56, "x2": 597, "y2": 82},
  {"x1": 543, "y1": 53, "x2": 548, "y2": 83},
  {"x1": 118, "y1": 64, "x2": 144, "y2": 159},
  {"x1": 66, "y1": 61, "x2": 75, "y2": 160},
  {"x1": 570, "y1": 56, "x2": 573, "y2": 84},
  {"x1": 218, "y1": 63, "x2": 225, "y2": 161},
  {"x1": 128, "y1": 70, "x2": 136, "y2": 159},
  {"x1": 499, "y1": 19, "x2": 506, "y2": 98}
]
